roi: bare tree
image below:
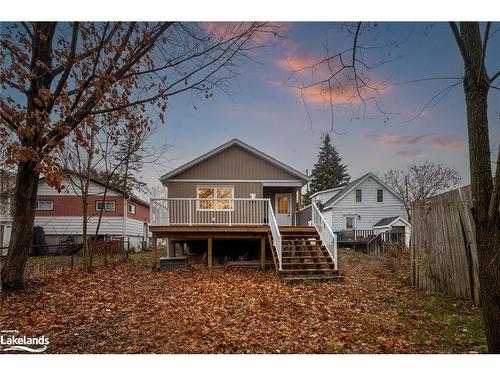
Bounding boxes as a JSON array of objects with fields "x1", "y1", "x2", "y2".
[
  {"x1": 384, "y1": 162, "x2": 462, "y2": 221},
  {"x1": 0, "y1": 21, "x2": 277, "y2": 290},
  {"x1": 283, "y1": 21, "x2": 500, "y2": 353}
]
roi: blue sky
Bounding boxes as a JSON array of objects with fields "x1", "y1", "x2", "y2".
[{"x1": 145, "y1": 22, "x2": 500, "y2": 189}]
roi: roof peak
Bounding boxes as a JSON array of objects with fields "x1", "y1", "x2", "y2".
[{"x1": 160, "y1": 138, "x2": 309, "y2": 182}]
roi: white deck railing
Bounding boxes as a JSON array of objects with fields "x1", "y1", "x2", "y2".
[
  {"x1": 150, "y1": 198, "x2": 272, "y2": 226},
  {"x1": 267, "y1": 201, "x2": 282, "y2": 270},
  {"x1": 150, "y1": 197, "x2": 283, "y2": 268},
  {"x1": 312, "y1": 201, "x2": 338, "y2": 270}
]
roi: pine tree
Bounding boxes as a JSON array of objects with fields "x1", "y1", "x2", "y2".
[{"x1": 304, "y1": 134, "x2": 350, "y2": 205}]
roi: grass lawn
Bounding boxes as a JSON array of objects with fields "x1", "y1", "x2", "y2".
[{"x1": 0, "y1": 249, "x2": 486, "y2": 353}]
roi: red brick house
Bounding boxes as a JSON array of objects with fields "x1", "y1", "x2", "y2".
[{"x1": 34, "y1": 175, "x2": 150, "y2": 250}]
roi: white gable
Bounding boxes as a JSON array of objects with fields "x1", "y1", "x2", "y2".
[
  {"x1": 321, "y1": 175, "x2": 407, "y2": 231},
  {"x1": 38, "y1": 179, "x2": 121, "y2": 196}
]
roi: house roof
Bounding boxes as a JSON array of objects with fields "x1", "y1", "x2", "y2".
[
  {"x1": 38, "y1": 172, "x2": 150, "y2": 208},
  {"x1": 160, "y1": 138, "x2": 309, "y2": 182},
  {"x1": 310, "y1": 186, "x2": 344, "y2": 199},
  {"x1": 322, "y1": 172, "x2": 404, "y2": 208},
  {"x1": 373, "y1": 216, "x2": 410, "y2": 228}
]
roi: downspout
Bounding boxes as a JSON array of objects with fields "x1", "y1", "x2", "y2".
[{"x1": 123, "y1": 196, "x2": 128, "y2": 248}]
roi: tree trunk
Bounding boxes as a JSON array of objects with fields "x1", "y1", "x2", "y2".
[
  {"x1": 464, "y1": 81, "x2": 500, "y2": 352},
  {"x1": 459, "y1": 21, "x2": 500, "y2": 351},
  {"x1": 1, "y1": 161, "x2": 39, "y2": 290}
]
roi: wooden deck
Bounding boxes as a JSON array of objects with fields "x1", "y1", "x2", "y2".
[{"x1": 150, "y1": 225, "x2": 270, "y2": 239}]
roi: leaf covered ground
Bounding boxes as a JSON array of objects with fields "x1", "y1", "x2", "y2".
[{"x1": 0, "y1": 250, "x2": 486, "y2": 353}]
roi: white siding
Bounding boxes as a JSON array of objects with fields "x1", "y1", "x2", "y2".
[
  {"x1": 38, "y1": 180, "x2": 121, "y2": 196},
  {"x1": 326, "y1": 176, "x2": 407, "y2": 231},
  {"x1": 34, "y1": 216, "x2": 125, "y2": 236},
  {"x1": 126, "y1": 218, "x2": 146, "y2": 237}
]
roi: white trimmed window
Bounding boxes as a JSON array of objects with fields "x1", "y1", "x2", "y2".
[
  {"x1": 127, "y1": 203, "x2": 136, "y2": 214},
  {"x1": 96, "y1": 201, "x2": 116, "y2": 212},
  {"x1": 197, "y1": 186, "x2": 234, "y2": 211},
  {"x1": 36, "y1": 200, "x2": 53, "y2": 211}
]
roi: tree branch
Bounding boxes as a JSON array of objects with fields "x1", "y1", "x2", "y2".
[
  {"x1": 449, "y1": 22, "x2": 470, "y2": 65},
  {"x1": 47, "y1": 22, "x2": 80, "y2": 113}
]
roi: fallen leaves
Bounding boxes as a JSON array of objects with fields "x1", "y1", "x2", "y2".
[{"x1": 0, "y1": 250, "x2": 486, "y2": 353}]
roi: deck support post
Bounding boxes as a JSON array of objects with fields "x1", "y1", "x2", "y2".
[
  {"x1": 151, "y1": 233, "x2": 158, "y2": 270},
  {"x1": 260, "y1": 237, "x2": 266, "y2": 270},
  {"x1": 207, "y1": 237, "x2": 213, "y2": 269}
]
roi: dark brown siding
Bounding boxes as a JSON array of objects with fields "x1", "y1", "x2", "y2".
[{"x1": 171, "y1": 145, "x2": 301, "y2": 180}]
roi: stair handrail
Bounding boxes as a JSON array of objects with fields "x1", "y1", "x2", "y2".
[
  {"x1": 367, "y1": 232, "x2": 382, "y2": 254},
  {"x1": 267, "y1": 199, "x2": 282, "y2": 270},
  {"x1": 311, "y1": 201, "x2": 338, "y2": 270}
]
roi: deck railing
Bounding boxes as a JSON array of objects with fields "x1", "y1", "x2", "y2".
[
  {"x1": 337, "y1": 229, "x2": 374, "y2": 242},
  {"x1": 150, "y1": 197, "x2": 283, "y2": 269},
  {"x1": 267, "y1": 201, "x2": 282, "y2": 270},
  {"x1": 311, "y1": 201, "x2": 338, "y2": 270},
  {"x1": 150, "y1": 198, "x2": 271, "y2": 226}
]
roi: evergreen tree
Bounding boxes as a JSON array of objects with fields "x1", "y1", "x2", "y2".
[{"x1": 304, "y1": 133, "x2": 350, "y2": 205}]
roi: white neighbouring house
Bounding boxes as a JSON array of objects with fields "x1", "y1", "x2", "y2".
[{"x1": 298, "y1": 172, "x2": 410, "y2": 247}]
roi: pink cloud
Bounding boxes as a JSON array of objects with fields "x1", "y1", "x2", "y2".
[
  {"x1": 431, "y1": 136, "x2": 467, "y2": 150},
  {"x1": 367, "y1": 133, "x2": 433, "y2": 146},
  {"x1": 367, "y1": 133, "x2": 467, "y2": 151},
  {"x1": 394, "y1": 150, "x2": 428, "y2": 160},
  {"x1": 200, "y1": 22, "x2": 289, "y2": 45},
  {"x1": 277, "y1": 53, "x2": 391, "y2": 106}
]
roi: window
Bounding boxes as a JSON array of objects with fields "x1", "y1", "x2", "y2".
[
  {"x1": 346, "y1": 216, "x2": 355, "y2": 229},
  {"x1": 355, "y1": 189, "x2": 362, "y2": 202},
  {"x1": 128, "y1": 203, "x2": 136, "y2": 214},
  {"x1": 96, "y1": 201, "x2": 116, "y2": 212},
  {"x1": 377, "y1": 189, "x2": 384, "y2": 202},
  {"x1": 36, "y1": 200, "x2": 53, "y2": 211},
  {"x1": 197, "y1": 186, "x2": 234, "y2": 210},
  {"x1": 277, "y1": 195, "x2": 290, "y2": 214}
]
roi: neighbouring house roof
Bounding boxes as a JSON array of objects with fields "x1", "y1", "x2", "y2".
[
  {"x1": 373, "y1": 216, "x2": 410, "y2": 228},
  {"x1": 160, "y1": 138, "x2": 309, "y2": 182},
  {"x1": 322, "y1": 172, "x2": 404, "y2": 209},
  {"x1": 38, "y1": 172, "x2": 150, "y2": 208},
  {"x1": 309, "y1": 186, "x2": 344, "y2": 200}
]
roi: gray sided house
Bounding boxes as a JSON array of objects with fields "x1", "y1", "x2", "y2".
[
  {"x1": 149, "y1": 138, "x2": 342, "y2": 282},
  {"x1": 159, "y1": 138, "x2": 308, "y2": 226}
]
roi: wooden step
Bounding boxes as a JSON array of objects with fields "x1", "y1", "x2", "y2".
[
  {"x1": 279, "y1": 268, "x2": 339, "y2": 274},
  {"x1": 283, "y1": 262, "x2": 334, "y2": 267},
  {"x1": 282, "y1": 250, "x2": 330, "y2": 256},
  {"x1": 283, "y1": 256, "x2": 333, "y2": 262}
]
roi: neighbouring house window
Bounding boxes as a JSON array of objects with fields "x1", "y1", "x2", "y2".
[
  {"x1": 197, "y1": 186, "x2": 234, "y2": 210},
  {"x1": 96, "y1": 201, "x2": 116, "y2": 212},
  {"x1": 128, "y1": 203, "x2": 136, "y2": 214},
  {"x1": 355, "y1": 189, "x2": 362, "y2": 202},
  {"x1": 377, "y1": 189, "x2": 383, "y2": 202},
  {"x1": 346, "y1": 216, "x2": 355, "y2": 230},
  {"x1": 36, "y1": 200, "x2": 53, "y2": 211}
]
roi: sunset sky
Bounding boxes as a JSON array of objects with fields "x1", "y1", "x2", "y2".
[{"x1": 146, "y1": 22, "x2": 500, "y2": 189}]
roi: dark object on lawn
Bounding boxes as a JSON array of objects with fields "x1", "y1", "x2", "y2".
[
  {"x1": 159, "y1": 256, "x2": 188, "y2": 271},
  {"x1": 60, "y1": 243, "x2": 82, "y2": 256},
  {"x1": 32, "y1": 226, "x2": 49, "y2": 256}
]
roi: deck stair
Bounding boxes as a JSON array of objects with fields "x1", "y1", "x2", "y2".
[{"x1": 271, "y1": 227, "x2": 343, "y2": 284}]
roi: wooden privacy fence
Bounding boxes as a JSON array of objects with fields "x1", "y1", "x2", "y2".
[{"x1": 410, "y1": 185, "x2": 481, "y2": 305}]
